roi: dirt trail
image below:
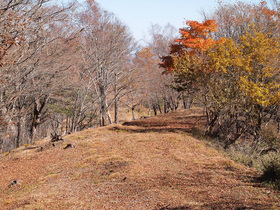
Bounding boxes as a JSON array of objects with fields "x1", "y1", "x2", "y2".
[{"x1": 0, "y1": 109, "x2": 279, "y2": 209}]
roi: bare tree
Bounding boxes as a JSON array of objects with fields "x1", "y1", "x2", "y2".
[
  {"x1": 0, "y1": 0, "x2": 79, "y2": 152},
  {"x1": 203, "y1": 1, "x2": 280, "y2": 41},
  {"x1": 76, "y1": 0, "x2": 135, "y2": 126},
  {"x1": 148, "y1": 24, "x2": 182, "y2": 113}
]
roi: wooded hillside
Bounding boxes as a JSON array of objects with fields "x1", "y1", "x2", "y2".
[
  {"x1": 1, "y1": 0, "x2": 280, "y2": 207},
  {"x1": 0, "y1": 0, "x2": 182, "y2": 152}
]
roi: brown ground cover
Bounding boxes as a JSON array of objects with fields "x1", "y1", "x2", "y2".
[{"x1": 0, "y1": 109, "x2": 279, "y2": 209}]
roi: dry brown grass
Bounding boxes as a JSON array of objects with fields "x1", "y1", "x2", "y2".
[{"x1": 0, "y1": 109, "x2": 279, "y2": 209}]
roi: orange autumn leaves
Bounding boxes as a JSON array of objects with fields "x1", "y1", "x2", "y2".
[
  {"x1": 174, "y1": 20, "x2": 219, "y2": 51},
  {"x1": 161, "y1": 20, "x2": 225, "y2": 72},
  {"x1": 161, "y1": 19, "x2": 280, "y2": 107}
]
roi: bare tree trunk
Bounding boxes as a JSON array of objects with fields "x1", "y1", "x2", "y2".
[
  {"x1": 132, "y1": 106, "x2": 137, "y2": 120},
  {"x1": 106, "y1": 104, "x2": 113, "y2": 124},
  {"x1": 163, "y1": 97, "x2": 168, "y2": 113},
  {"x1": 148, "y1": 103, "x2": 152, "y2": 117},
  {"x1": 114, "y1": 97, "x2": 119, "y2": 123},
  {"x1": 188, "y1": 95, "x2": 193, "y2": 109},
  {"x1": 183, "y1": 98, "x2": 188, "y2": 109},
  {"x1": 66, "y1": 115, "x2": 69, "y2": 134},
  {"x1": 30, "y1": 96, "x2": 48, "y2": 142},
  {"x1": 71, "y1": 102, "x2": 78, "y2": 132},
  {"x1": 158, "y1": 104, "x2": 162, "y2": 114},
  {"x1": 153, "y1": 105, "x2": 157, "y2": 116},
  {"x1": 99, "y1": 86, "x2": 106, "y2": 126},
  {"x1": 16, "y1": 116, "x2": 21, "y2": 148}
]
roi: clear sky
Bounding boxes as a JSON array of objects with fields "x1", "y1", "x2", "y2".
[
  {"x1": 63, "y1": 0, "x2": 262, "y2": 43},
  {"x1": 94, "y1": 0, "x2": 218, "y2": 42}
]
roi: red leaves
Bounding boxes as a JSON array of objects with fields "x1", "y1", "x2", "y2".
[
  {"x1": 161, "y1": 19, "x2": 220, "y2": 72},
  {"x1": 175, "y1": 20, "x2": 218, "y2": 51},
  {"x1": 160, "y1": 55, "x2": 174, "y2": 72}
]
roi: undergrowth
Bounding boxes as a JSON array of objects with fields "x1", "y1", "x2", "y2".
[
  {"x1": 191, "y1": 121, "x2": 280, "y2": 191},
  {"x1": 260, "y1": 154, "x2": 280, "y2": 190},
  {"x1": 225, "y1": 124, "x2": 280, "y2": 191}
]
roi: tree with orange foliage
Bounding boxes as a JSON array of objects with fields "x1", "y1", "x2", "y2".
[
  {"x1": 161, "y1": 20, "x2": 224, "y2": 102},
  {"x1": 161, "y1": 20, "x2": 219, "y2": 70},
  {"x1": 161, "y1": 18, "x2": 280, "y2": 148}
]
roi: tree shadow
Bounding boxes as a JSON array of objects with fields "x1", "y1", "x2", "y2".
[
  {"x1": 159, "y1": 205, "x2": 189, "y2": 210},
  {"x1": 119, "y1": 114, "x2": 206, "y2": 134},
  {"x1": 113, "y1": 126, "x2": 193, "y2": 134}
]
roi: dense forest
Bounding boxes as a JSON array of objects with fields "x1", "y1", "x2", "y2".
[{"x1": 0, "y1": 0, "x2": 280, "y2": 161}]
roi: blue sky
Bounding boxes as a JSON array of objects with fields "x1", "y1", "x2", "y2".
[
  {"x1": 94, "y1": 0, "x2": 218, "y2": 42},
  {"x1": 63, "y1": 0, "x2": 262, "y2": 42}
]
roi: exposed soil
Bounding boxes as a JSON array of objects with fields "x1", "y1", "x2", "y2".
[{"x1": 0, "y1": 109, "x2": 279, "y2": 209}]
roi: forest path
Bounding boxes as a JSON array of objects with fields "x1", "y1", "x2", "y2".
[{"x1": 0, "y1": 109, "x2": 279, "y2": 209}]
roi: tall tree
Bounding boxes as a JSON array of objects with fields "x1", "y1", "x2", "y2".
[
  {"x1": 77, "y1": 0, "x2": 135, "y2": 126},
  {"x1": 148, "y1": 24, "x2": 181, "y2": 112},
  {"x1": 161, "y1": 18, "x2": 280, "y2": 148},
  {"x1": 203, "y1": 0, "x2": 280, "y2": 41},
  {"x1": 0, "y1": 0, "x2": 78, "y2": 151}
]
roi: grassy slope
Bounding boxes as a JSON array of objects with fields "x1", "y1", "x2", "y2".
[{"x1": 0, "y1": 109, "x2": 279, "y2": 209}]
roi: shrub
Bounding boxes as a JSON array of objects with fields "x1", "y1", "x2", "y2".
[
  {"x1": 260, "y1": 153, "x2": 280, "y2": 190},
  {"x1": 259, "y1": 124, "x2": 280, "y2": 151},
  {"x1": 227, "y1": 141, "x2": 261, "y2": 168}
]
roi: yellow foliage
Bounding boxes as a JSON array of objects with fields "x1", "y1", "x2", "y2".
[
  {"x1": 205, "y1": 27, "x2": 280, "y2": 107},
  {"x1": 236, "y1": 29, "x2": 280, "y2": 106},
  {"x1": 168, "y1": 20, "x2": 280, "y2": 109}
]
